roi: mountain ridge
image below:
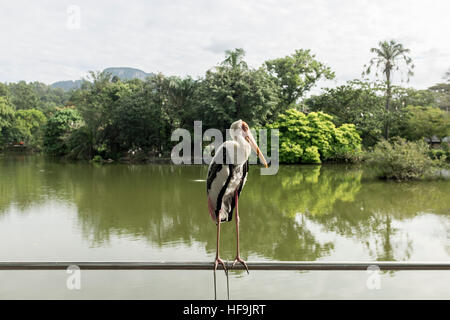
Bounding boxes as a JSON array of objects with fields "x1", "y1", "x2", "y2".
[{"x1": 51, "y1": 67, "x2": 154, "y2": 91}]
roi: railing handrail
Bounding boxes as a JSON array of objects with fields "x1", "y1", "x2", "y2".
[{"x1": 1, "y1": 261, "x2": 449, "y2": 270}]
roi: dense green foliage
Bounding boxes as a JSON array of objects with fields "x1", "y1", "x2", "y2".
[
  {"x1": 268, "y1": 109, "x2": 362, "y2": 164},
  {"x1": 306, "y1": 80, "x2": 448, "y2": 148},
  {"x1": 0, "y1": 97, "x2": 15, "y2": 145},
  {"x1": 0, "y1": 95, "x2": 47, "y2": 148},
  {"x1": 265, "y1": 49, "x2": 335, "y2": 107},
  {"x1": 306, "y1": 81, "x2": 385, "y2": 147},
  {"x1": 400, "y1": 105, "x2": 449, "y2": 141},
  {"x1": 9, "y1": 109, "x2": 47, "y2": 148},
  {"x1": 428, "y1": 69, "x2": 450, "y2": 111},
  {"x1": 0, "y1": 80, "x2": 70, "y2": 149},
  {"x1": 0, "y1": 45, "x2": 448, "y2": 168},
  {"x1": 44, "y1": 108, "x2": 83, "y2": 155},
  {"x1": 6, "y1": 81, "x2": 70, "y2": 116},
  {"x1": 38, "y1": 48, "x2": 334, "y2": 160},
  {"x1": 367, "y1": 138, "x2": 440, "y2": 181},
  {"x1": 199, "y1": 50, "x2": 281, "y2": 130}
]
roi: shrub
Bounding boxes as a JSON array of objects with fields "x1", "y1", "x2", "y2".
[
  {"x1": 279, "y1": 140, "x2": 303, "y2": 163},
  {"x1": 91, "y1": 155, "x2": 103, "y2": 163},
  {"x1": 332, "y1": 123, "x2": 363, "y2": 163},
  {"x1": 367, "y1": 138, "x2": 438, "y2": 181},
  {"x1": 429, "y1": 149, "x2": 445, "y2": 160},
  {"x1": 302, "y1": 146, "x2": 321, "y2": 163},
  {"x1": 268, "y1": 109, "x2": 362, "y2": 164},
  {"x1": 428, "y1": 147, "x2": 449, "y2": 163}
]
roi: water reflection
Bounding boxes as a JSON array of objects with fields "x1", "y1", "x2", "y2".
[{"x1": 0, "y1": 154, "x2": 448, "y2": 262}]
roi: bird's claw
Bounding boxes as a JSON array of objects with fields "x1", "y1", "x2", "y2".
[
  {"x1": 214, "y1": 257, "x2": 227, "y2": 274},
  {"x1": 232, "y1": 256, "x2": 249, "y2": 274}
]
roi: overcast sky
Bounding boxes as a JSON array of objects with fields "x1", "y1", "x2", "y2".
[{"x1": 1, "y1": 0, "x2": 449, "y2": 91}]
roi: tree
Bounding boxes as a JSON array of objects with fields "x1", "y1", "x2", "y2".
[
  {"x1": 306, "y1": 80, "x2": 385, "y2": 147},
  {"x1": 69, "y1": 71, "x2": 128, "y2": 158},
  {"x1": 428, "y1": 68, "x2": 450, "y2": 112},
  {"x1": 143, "y1": 74, "x2": 199, "y2": 150},
  {"x1": 222, "y1": 48, "x2": 247, "y2": 69},
  {"x1": 6, "y1": 81, "x2": 69, "y2": 116},
  {"x1": 198, "y1": 49, "x2": 280, "y2": 131},
  {"x1": 10, "y1": 109, "x2": 47, "y2": 148},
  {"x1": 106, "y1": 79, "x2": 165, "y2": 156},
  {"x1": 29, "y1": 81, "x2": 69, "y2": 116},
  {"x1": 391, "y1": 87, "x2": 437, "y2": 109},
  {"x1": 401, "y1": 105, "x2": 450, "y2": 141},
  {"x1": 8, "y1": 81, "x2": 40, "y2": 110},
  {"x1": 67, "y1": 72, "x2": 197, "y2": 158},
  {"x1": 0, "y1": 83, "x2": 9, "y2": 97},
  {"x1": 363, "y1": 40, "x2": 414, "y2": 139},
  {"x1": 0, "y1": 97, "x2": 15, "y2": 144},
  {"x1": 265, "y1": 49, "x2": 334, "y2": 107},
  {"x1": 44, "y1": 108, "x2": 83, "y2": 156},
  {"x1": 166, "y1": 76, "x2": 199, "y2": 130},
  {"x1": 429, "y1": 83, "x2": 450, "y2": 112}
]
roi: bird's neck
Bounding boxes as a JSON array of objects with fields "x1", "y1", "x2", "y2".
[{"x1": 234, "y1": 135, "x2": 251, "y2": 164}]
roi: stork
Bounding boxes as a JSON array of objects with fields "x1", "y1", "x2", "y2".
[{"x1": 206, "y1": 120, "x2": 268, "y2": 273}]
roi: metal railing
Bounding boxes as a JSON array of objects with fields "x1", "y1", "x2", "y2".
[{"x1": 1, "y1": 261, "x2": 449, "y2": 270}]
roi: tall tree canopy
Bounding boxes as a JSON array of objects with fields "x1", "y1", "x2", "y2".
[
  {"x1": 306, "y1": 80, "x2": 385, "y2": 147},
  {"x1": 401, "y1": 105, "x2": 450, "y2": 141},
  {"x1": 265, "y1": 49, "x2": 335, "y2": 107},
  {"x1": 198, "y1": 48, "x2": 281, "y2": 131},
  {"x1": 0, "y1": 97, "x2": 15, "y2": 144},
  {"x1": 1, "y1": 48, "x2": 445, "y2": 160},
  {"x1": 428, "y1": 68, "x2": 450, "y2": 112},
  {"x1": 363, "y1": 40, "x2": 414, "y2": 139}
]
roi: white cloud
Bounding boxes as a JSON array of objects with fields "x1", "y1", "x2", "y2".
[{"x1": 0, "y1": 0, "x2": 449, "y2": 90}]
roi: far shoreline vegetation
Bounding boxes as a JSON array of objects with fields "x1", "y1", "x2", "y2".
[{"x1": 1, "y1": 41, "x2": 449, "y2": 180}]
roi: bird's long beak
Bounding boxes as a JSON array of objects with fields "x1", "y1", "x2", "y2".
[{"x1": 245, "y1": 131, "x2": 268, "y2": 168}]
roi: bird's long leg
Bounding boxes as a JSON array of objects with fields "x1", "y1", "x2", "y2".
[
  {"x1": 232, "y1": 190, "x2": 249, "y2": 274},
  {"x1": 214, "y1": 211, "x2": 227, "y2": 274}
]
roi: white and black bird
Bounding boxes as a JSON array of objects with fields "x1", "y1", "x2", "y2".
[{"x1": 206, "y1": 120, "x2": 267, "y2": 273}]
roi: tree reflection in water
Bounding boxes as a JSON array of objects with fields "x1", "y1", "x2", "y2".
[{"x1": 0, "y1": 154, "x2": 448, "y2": 262}]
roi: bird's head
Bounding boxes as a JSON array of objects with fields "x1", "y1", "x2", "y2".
[{"x1": 230, "y1": 120, "x2": 268, "y2": 168}]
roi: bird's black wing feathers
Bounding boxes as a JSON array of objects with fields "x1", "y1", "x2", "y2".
[
  {"x1": 206, "y1": 161, "x2": 222, "y2": 192},
  {"x1": 216, "y1": 164, "x2": 234, "y2": 219},
  {"x1": 228, "y1": 160, "x2": 249, "y2": 220},
  {"x1": 237, "y1": 160, "x2": 249, "y2": 196},
  {"x1": 206, "y1": 146, "x2": 230, "y2": 192}
]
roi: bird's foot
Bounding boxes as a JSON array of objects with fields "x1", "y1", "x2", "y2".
[
  {"x1": 232, "y1": 256, "x2": 249, "y2": 274},
  {"x1": 214, "y1": 256, "x2": 227, "y2": 274}
]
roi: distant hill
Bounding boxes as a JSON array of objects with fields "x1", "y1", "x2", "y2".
[
  {"x1": 51, "y1": 67, "x2": 154, "y2": 91},
  {"x1": 51, "y1": 80, "x2": 85, "y2": 91},
  {"x1": 103, "y1": 67, "x2": 154, "y2": 81}
]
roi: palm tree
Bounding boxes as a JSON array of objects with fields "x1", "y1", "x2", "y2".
[
  {"x1": 221, "y1": 48, "x2": 248, "y2": 70},
  {"x1": 364, "y1": 40, "x2": 414, "y2": 139}
]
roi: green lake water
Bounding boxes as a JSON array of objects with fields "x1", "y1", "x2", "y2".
[{"x1": 0, "y1": 154, "x2": 449, "y2": 299}]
